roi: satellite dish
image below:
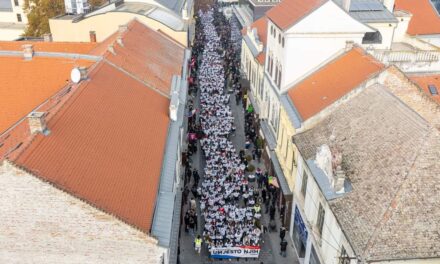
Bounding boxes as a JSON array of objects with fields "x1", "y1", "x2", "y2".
[{"x1": 70, "y1": 67, "x2": 81, "y2": 84}]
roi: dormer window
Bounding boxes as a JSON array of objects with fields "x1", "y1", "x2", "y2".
[
  {"x1": 362, "y1": 31, "x2": 382, "y2": 44},
  {"x1": 428, "y1": 84, "x2": 438, "y2": 95}
]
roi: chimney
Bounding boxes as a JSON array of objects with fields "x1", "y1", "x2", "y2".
[
  {"x1": 333, "y1": 166, "x2": 346, "y2": 193},
  {"x1": 117, "y1": 36, "x2": 123, "y2": 47},
  {"x1": 89, "y1": 31, "x2": 97, "y2": 43},
  {"x1": 22, "y1": 44, "x2": 34, "y2": 60},
  {"x1": 118, "y1": 25, "x2": 128, "y2": 33},
  {"x1": 108, "y1": 44, "x2": 115, "y2": 55},
  {"x1": 169, "y1": 75, "x2": 180, "y2": 121},
  {"x1": 43, "y1": 33, "x2": 52, "y2": 42},
  {"x1": 342, "y1": 0, "x2": 351, "y2": 12},
  {"x1": 345, "y1": 40, "x2": 354, "y2": 51},
  {"x1": 79, "y1": 66, "x2": 88, "y2": 80},
  {"x1": 28, "y1": 112, "x2": 49, "y2": 135}
]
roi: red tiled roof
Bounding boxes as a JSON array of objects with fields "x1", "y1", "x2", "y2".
[
  {"x1": 266, "y1": 0, "x2": 327, "y2": 30},
  {"x1": 409, "y1": 74, "x2": 440, "y2": 104},
  {"x1": 0, "y1": 41, "x2": 97, "y2": 54},
  {"x1": 252, "y1": 16, "x2": 268, "y2": 46},
  {"x1": 242, "y1": 16, "x2": 268, "y2": 65},
  {"x1": 395, "y1": 0, "x2": 440, "y2": 35},
  {"x1": 105, "y1": 20, "x2": 185, "y2": 95},
  {"x1": 14, "y1": 61, "x2": 170, "y2": 232},
  {"x1": 256, "y1": 52, "x2": 266, "y2": 65},
  {"x1": 0, "y1": 57, "x2": 95, "y2": 133},
  {"x1": 288, "y1": 47, "x2": 384, "y2": 120}
]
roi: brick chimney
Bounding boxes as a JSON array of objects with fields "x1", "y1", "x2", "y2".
[
  {"x1": 334, "y1": 166, "x2": 346, "y2": 193},
  {"x1": 89, "y1": 31, "x2": 97, "y2": 43},
  {"x1": 28, "y1": 112, "x2": 48, "y2": 135},
  {"x1": 22, "y1": 44, "x2": 34, "y2": 60},
  {"x1": 345, "y1": 40, "x2": 354, "y2": 51},
  {"x1": 108, "y1": 44, "x2": 115, "y2": 55},
  {"x1": 43, "y1": 33, "x2": 52, "y2": 42},
  {"x1": 343, "y1": 0, "x2": 351, "y2": 12}
]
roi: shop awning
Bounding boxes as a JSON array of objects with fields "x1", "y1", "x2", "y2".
[{"x1": 270, "y1": 150, "x2": 293, "y2": 196}]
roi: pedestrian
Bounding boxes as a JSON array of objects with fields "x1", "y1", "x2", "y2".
[
  {"x1": 190, "y1": 197, "x2": 196, "y2": 211},
  {"x1": 184, "y1": 212, "x2": 190, "y2": 233},
  {"x1": 280, "y1": 239, "x2": 288, "y2": 257},
  {"x1": 279, "y1": 226, "x2": 286, "y2": 241},
  {"x1": 270, "y1": 205, "x2": 276, "y2": 220},
  {"x1": 194, "y1": 235, "x2": 202, "y2": 255}
]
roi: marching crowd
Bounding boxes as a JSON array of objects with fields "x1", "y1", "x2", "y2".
[
  {"x1": 181, "y1": 3, "x2": 289, "y2": 260},
  {"x1": 196, "y1": 7, "x2": 263, "y2": 250}
]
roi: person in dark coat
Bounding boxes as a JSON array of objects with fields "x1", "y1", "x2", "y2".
[
  {"x1": 280, "y1": 239, "x2": 288, "y2": 257},
  {"x1": 184, "y1": 212, "x2": 190, "y2": 232},
  {"x1": 279, "y1": 226, "x2": 286, "y2": 241},
  {"x1": 270, "y1": 205, "x2": 276, "y2": 220}
]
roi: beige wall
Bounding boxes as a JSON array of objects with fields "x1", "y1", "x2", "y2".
[
  {"x1": 274, "y1": 106, "x2": 297, "y2": 191},
  {"x1": 49, "y1": 12, "x2": 187, "y2": 46}
]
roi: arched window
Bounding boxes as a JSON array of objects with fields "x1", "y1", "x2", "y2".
[{"x1": 282, "y1": 37, "x2": 285, "y2": 47}]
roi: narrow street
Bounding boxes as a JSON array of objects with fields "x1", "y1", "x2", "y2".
[{"x1": 178, "y1": 4, "x2": 298, "y2": 264}]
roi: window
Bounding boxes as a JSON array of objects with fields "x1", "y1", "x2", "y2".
[
  {"x1": 14, "y1": 0, "x2": 19, "y2": 6},
  {"x1": 282, "y1": 37, "x2": 285, "y2": 47},
  {"x1": 362, "y1": 31, "x2": 382, "y2": 44},
  {"x1": 316, "y1": 203, "x2": 325, "y2": 235},
  {"x1": 274, "y1": 64, "x2": 278, "y2": 83},
  {"x1": 291, "y1": 148, "x2": 296, "y2": 170},
  {"x1": 277, "y1": 67, "x2": 282, "y2": 87},
  {"x1": 428, "y1": 84, "x2": 438, "y2": 95},
  {"x1": 284, "y1": 135, "x2": 289, "y2": 159},
  {"x1": 301, "y1": 171, "x2": 308, "y2": 198},
  {"x1": 278, "y1": 34, "x2": 281, "y2": 44},
  {"x1": 269, "y1": 57, "x2": 274, "y2": 76},
  {"x1": 266, "y1": 54, "x2": 270, "y2": 72},
  {"x1": 16, "y1": 13, "x2": 22, "y2": 22}
]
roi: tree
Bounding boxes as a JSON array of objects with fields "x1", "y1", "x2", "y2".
[
  {"x1": 23, "y1": 0, "x2": 65, "y2": 37},
  {"x1": 88, "y1": 0, "x2": 107, "y2": 8}
]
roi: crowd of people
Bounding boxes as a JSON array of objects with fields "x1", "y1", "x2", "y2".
[
  {"x1": 196, "y1": 7, "x2": 263, "y2": 250},
  {"x1": 180, "y1": 3, "x2": 290, "y2": 260}
]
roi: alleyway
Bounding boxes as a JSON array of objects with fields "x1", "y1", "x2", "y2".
[{"x1": 178, "y1": 5, "x2": 298, "y2": 264}]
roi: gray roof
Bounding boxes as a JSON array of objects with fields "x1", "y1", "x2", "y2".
[
  {"x1": 151, "y1": 49, "x2": 191, "y2": 249},
  {"x1": 334, "y1": 0, "x2": 397, "y2": 23},
  {"x1": 260, "y1": 120, "x2": 277, "y2": 150},
  {"x1": 294, "y1": 84, "x2": 440, "y2": 261},
  {"x1": 155, "y1": 0, "x2": 185, "y2": 14},
  {"x1": 115, "y1": 2, "x2": 185, "y2": 31}
]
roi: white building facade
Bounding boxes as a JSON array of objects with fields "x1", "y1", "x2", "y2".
[{"x1": 0, "y1": 0, "x2": 27, "y2": 40}]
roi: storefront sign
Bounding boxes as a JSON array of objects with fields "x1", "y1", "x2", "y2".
[
  {"x1": 210, "y1": 246, "x2": 260, "y2": 259},
  {"x1": 294, "y1": 206, "x2": 308, "y2": 243}
]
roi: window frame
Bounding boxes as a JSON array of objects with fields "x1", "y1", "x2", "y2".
[
  {"x1": 301, "y1": 171, "x2": 308, "y2": 199},
  {"x1": 316, "y1": 203, "x2": 325, "y2": 236}
]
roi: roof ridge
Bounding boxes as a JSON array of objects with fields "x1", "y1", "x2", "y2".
[{"x1": 103, "y1": 59, "x2": 170, "y2": 98}]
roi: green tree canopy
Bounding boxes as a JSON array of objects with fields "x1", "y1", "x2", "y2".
[{"x1": 23, "y1": 0, "x2": 65, "y2": 37}]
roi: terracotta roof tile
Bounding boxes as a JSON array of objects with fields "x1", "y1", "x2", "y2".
[
  {"x1": 266, "y1": 0, "x2": 327, "y2": 30},
  {"x1": 105, "y1": 20, "x2": 185, "y2": 95},
  {"x1": 256, "y1": 52, "x2": 266, "y2": 65},
  {"x1": 395, "y1": 0, "x2": 440, "y2": 35},
  {"x1": 287, "y1": 47, "x2": 384, "y2": 120},
  {"x1": 0, "y1": 57, "x2": 95, "y2": 133},
  {"x1": 252, "y1": 16, "x2": 268, "y2": 46},
  {"x1": 409, "y1": 74, "x2": 440, "y2": 104},
  {"x1": 0, "y1": 41, "x2": 97, "y2": 54},
  {"x1": 14, "y1": 61, "x2": 170, "y2": 232}
]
